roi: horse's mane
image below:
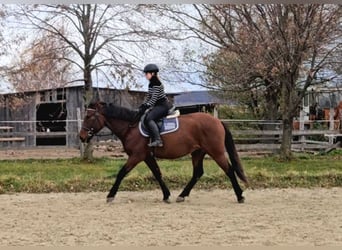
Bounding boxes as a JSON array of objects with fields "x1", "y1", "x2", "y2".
[
  {"x1": 89, "y1": 102, "x2": 138, "y2": 122},
  {"x1": 105, "y1": 103, "x2": 139, "y2": 122}
]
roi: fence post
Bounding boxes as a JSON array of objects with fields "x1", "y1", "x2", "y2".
[
  {"x1": 329, "y1": 108, "x2": 334, "y2": 130},
  {"x1": 213, "y1": 105, "x2": 218, "y2": 118},
  {"x1": 328, "y1": 108, "x2": 335, "y2": 144},
  {"x1": 77, "y1": 108, "x2": 84, "y2": 158},
  {"x1": 299, "y1": 110, "x2": 306, "y2": 151}
]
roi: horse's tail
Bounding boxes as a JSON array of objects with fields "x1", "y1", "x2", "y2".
[{"x1": 221, "y1": 122, "x2": 249, "y2": 185}]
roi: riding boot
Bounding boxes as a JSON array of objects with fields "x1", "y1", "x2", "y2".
[{"x1": 147, "y1": 120, "x2": 163, "y2": 147}]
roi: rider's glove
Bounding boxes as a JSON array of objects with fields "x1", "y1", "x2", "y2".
[{"x1": 138, "y1": 103, "x2": 149, "y2": 114}]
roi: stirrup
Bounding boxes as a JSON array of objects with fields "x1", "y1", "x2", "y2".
[{"x1": 148, "y1": 140, "x2": 163, "y2": 147}]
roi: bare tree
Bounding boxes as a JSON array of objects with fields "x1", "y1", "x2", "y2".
[
  {"x1": 0, "y1": 6, "x2": 10, "y2": 69},
  {"x1": 157, "y1": 4, "x2": 341, "y2": 159},
  {"x1": 7, "y1": 4, "x2": 164, "y2": 160},
  {"x1": 10, "y1": 4, "x2": 163, "y2": 100},
  {"x1": 0, "y1": 6, "x2": 16, "y2": 95},
  {"x1": 0, "y1": 6, "x2": 7, "y2": 49},
  {"x1": 7, "y1": 30, "x2": 72, "y2": 92}
]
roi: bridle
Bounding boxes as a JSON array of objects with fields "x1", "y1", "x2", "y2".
[
  {"x1": 82, "y1": 104, "x2": 137, "y2": 140},
  {"x1": 82, "y1": 108, "x2": 102, "y2": 138}
]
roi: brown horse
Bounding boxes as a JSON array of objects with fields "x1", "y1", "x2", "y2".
[
  {"x1": 79, "y1": 102, "x2": 249, "y2": 203},
  {"x1": 334, "y1": 101, "x2": 342, "y2": 130}
]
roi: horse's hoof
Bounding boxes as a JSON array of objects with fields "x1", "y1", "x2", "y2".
[
  {"x1": 238, "y1": 196, "x2": 245, "y2": 203},
  {"x1": 107, "y1": 197, "x2": 114, "y2": 203},
  {"x1": 163, "y1": 198, "x2": 171, "y2": 204},
  {"x1": 176, "y1": 196, "x2": 185, "y2": 203}
]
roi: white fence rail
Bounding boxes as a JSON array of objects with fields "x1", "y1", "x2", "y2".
[{"x1": 1, "y1": 115, "x2": 341, "y2": 153}]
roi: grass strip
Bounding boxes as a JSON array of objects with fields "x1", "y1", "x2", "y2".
[{"x1": 0, "y1": 150, "x2": 341, "y2": 194}]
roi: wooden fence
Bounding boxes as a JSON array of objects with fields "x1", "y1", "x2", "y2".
[
  {"x1": 0, "y1": 121, "x2": 79, "y2": 148},
  {"x1": 222, "y1": 116, "x2": 341, "y2": 153},
  {"x1": 1, "y1": 113, "x2": 341, "y2": 154},
  {"x1": 0, "y1": 126, "x2": 26, "y2": 146}
]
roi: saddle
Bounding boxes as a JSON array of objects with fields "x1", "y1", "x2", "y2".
[{"x1": 139, "y1": 106, "x2": 180, "y2": 137}]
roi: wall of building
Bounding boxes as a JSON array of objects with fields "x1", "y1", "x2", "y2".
[{"x1": 0, "y1": 87, "x2": 175, "y2": 148}]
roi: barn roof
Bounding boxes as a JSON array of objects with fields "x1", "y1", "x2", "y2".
[
  {"x1": 174, "y1": 90, "x2": 235, "y2": 107},
  {"x1": 0, "y1": 79, "x2": 181, "y2": 97},
  {"x1": 0, "y1": 81, "x2": 180, "y2": 99}
]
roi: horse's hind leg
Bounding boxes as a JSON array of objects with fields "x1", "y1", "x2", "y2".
[
  {"x1": 213, "y1": 154, "x2": 244, "y2": 203},
  {"x1": 145, "y1": 156, "x2": 171, "y2": 203},
  {"x1": 177, "y1": 149, "x2": 205, "y2": 202},
  {"x1": 227, "y1": 163, "x2": 245, "y2": 203}
]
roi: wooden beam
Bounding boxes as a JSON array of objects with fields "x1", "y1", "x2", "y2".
[
  {"x1": 0, "y1": 126, "x2": 14, "y2": 130},
  {"x1": 35, "y1": 132, "x2": 67, "y2": 138},
  {"x1": 235, "y1": 143, "x2": 336, "y2": 151},
  {"x1": 232, "y1": 129, "x2": 340, "y2": 136},
  {"x1": 324, "y1": 141, "x2": 341, "y2": 154},
  {"x1": 0, "y1": 137, "x2": 25, "y2": 142}
]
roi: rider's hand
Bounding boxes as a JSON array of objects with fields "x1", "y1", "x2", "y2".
[{"x1": 138, "y1": 103, "x2": 149, "y2": 114}]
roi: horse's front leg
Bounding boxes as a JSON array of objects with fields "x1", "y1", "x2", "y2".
[
  {"x1": 145, "y1": 155, "x2": 171, "y2": 203},
  {"x1": 106, "y1": 156, "x2": 141, "y2": 203}
]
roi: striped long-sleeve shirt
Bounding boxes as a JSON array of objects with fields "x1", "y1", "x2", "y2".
[{"x1": 144, "y1": 77, "x2": 167, "y2": 107}]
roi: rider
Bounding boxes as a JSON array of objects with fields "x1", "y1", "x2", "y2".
[{"x1": 138, "y1": 63, "x2": 170, "y2": 147}]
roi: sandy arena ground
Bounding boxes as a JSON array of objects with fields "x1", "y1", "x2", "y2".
[
  {"x1": 0, "y1": 147, "x2": 266, "y2": 160},
  {"x1": 0, "y1": 188, "x2": 341, "y2": 246},
  {"x1": 1, "y1": 148, "x2": 341, "y2": 246},
  {"x1": 0, "y1": 146, "x2": 126, "y2": 160}
]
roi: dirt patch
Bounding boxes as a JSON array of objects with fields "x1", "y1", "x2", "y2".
[
  {"x1": 0, "y1": 143, "x2": 126, "y2": 160},
  {"x1": 0, "y1": 188, "x2": 341, "y2": 246},
  {"x1": 0, "y1": 144, "x2": 267, "y2": 161}
]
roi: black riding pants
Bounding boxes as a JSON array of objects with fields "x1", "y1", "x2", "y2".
[{"x1": 145, "y1": 104, "x2": 169, "y2": 124}]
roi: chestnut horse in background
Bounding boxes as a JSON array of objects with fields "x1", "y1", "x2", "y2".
[
  {"x1": 79, "y1": 102, "x2": 249, "y2": 204},
  {"x1": 334, "y1": 101, "x2": 342, "y2": 130}
]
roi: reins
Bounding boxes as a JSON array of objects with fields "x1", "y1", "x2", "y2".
[
  {"x1": 84, "y1": 106, "x2": 139, "y2": 139},
  {"x1": 82, "y1": 108, "x2": 112, "y2": 137}
]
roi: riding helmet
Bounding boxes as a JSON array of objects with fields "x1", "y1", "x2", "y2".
[{"x1": 143, "y1": 64, "x2": 159, "y2": 73}]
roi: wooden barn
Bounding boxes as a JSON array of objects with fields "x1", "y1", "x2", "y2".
[{"x1": 0, "y1": 85, "x2": 176, "y2": 148}]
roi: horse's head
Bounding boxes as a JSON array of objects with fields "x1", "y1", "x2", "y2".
[{"x1": 79, "y1": 102, "x2": 106, "y2": 143}]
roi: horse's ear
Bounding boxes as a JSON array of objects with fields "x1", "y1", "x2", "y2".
[
  {"x1": 95, "y1": 101, "x2": 107, "y2": 111},
  {"x1": 85, "y1": 102, "x2": 95, "y2": 109},
  {"x1": 97, "y1": 101, "x2": 107, "y2": 107}
]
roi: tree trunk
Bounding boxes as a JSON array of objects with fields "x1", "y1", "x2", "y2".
[
  {"x1": 280, "y1": 115, "x2": 293, "y2": 160},
  {"x1": 262, "y1": 81, "x2": 279, "y2": 143},
  {"x1": 81, "y1": 62, "x2": 94, "y2": 161},
  {"x1": 279, "y1": 78, "x2": 294, "y2": 160},
  {"x1": 263, "y1": 80, "x2": 279, "y2": 122},
  {"x1": 263, "y1": 93, "x2": 279, "y2": 128},
  {"x1": 82, "y1": 142, "x2": 94, "y2": 162}
]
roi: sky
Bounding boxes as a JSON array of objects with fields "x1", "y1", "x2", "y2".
[
  {"x1": 1, "y1": 4, "x2": 340, "y2": 95},
  {"x1": 0, "y1": 4, "x2": 209, "y2": 94}
]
